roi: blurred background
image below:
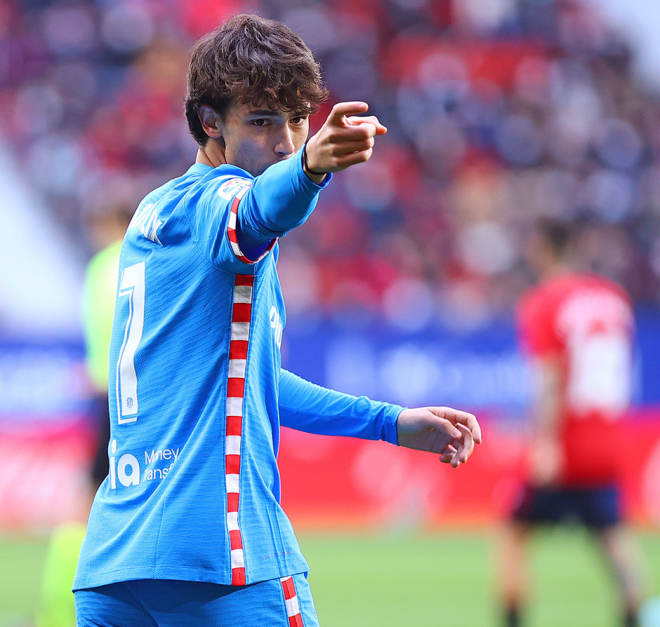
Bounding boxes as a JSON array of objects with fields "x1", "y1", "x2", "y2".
[{"x1": 1, "y1": 0, "x2": 660, "y2": 625}]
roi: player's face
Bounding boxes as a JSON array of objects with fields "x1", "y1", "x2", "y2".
[{"x1": 219, "y1": 102, "x2": 310, "y2": 177}]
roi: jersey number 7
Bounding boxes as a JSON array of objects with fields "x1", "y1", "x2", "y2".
[{"x1": 116, "y1": 262, "x2": 145, "y2": 424}]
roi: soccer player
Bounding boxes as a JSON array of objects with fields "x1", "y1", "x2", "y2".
[
  {"x1": 73, "y1": 14, "x2": 481, "y2": 626},
  {"x1": 498, "y1": 220, "x2": 645, "y2": 627}
]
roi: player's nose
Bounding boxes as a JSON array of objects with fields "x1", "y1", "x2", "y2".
[{"x1": 275, "y1": 127, "x2": 296, "y2": 158}]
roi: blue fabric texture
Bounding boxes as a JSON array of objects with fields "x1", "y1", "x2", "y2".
[
  {"x1": 279, "y1": 369, "x2": 402, "y2": 444},
  {"x1": 74, "y1": 573, "x2": 319, "y2": 627},
  {"x1": 236, "y1": 150, "x2": 332, "y2": 252},
  {"x1": 74, "y1": 153, "x2": 402, "y2": 592}
]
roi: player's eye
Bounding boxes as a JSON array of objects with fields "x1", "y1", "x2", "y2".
[
  {"x1": 290, "y1": 116, "x2": 307, "y2": 125},
  {"x1": 251, "y1": 118, "x2": 269, "y2": 127}
]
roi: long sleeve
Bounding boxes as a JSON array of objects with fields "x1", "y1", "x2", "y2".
[
  {"x1": 278, "y1": 369, "x2": 403, "y2": 445},
  {"x1": 185, "y1": 153, "x2": 331, "y2": 268},
  {"x1": 237, "y1": 150, "x2": 331, "y2": 252}
]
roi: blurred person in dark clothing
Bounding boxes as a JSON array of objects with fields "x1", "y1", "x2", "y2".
[{"x1": 497, "y1": 220, "x2": 646, "y2": 627}]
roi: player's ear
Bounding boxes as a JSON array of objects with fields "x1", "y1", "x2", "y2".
[{"x1": 198, "y1": 106, "x2": 224, "y2": 142}]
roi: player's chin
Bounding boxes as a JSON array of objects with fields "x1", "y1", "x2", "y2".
[{"x1": 255, "y1": 157, "x2": 287, "y2": 176}]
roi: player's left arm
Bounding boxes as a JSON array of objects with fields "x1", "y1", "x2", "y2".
[
  {"x1": 397, "y1": 406, "x2": 481, "y2": 468},
  {"x1": 278, "y1": 369, "x2": 401, "y2": 442},
  {"x1": 279, "y1": 369, "x2": 481, "y2": 466}
]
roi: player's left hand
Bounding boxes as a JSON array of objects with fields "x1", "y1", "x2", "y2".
[{"x1": 396, "y1": 407, "x2": 482, "y2": 468}]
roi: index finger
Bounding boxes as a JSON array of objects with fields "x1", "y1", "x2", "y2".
[
  {"x1": 449, "y1": 410, "x2": 482, "y2": 445},
  {"x1": 328, "y1": 101, "x2": 369, "y2": 125},
  {"x1": 345, "y1": 115, "x2": 388, "y2": 136}
]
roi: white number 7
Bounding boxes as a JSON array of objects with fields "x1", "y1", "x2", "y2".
[{"x1": 116, "y1": 262, "x2": 145, "y2": 423}]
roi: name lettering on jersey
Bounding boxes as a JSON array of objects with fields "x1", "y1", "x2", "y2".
[
  {"x1": 109, "y1": 439, "x2": 180, "y2": 489},
  {"x1": 130, "y1": 202, "x2": 163, "y2": 245},
  {"x1": 217, "y1": 177, "x2": 251, "y2": 201},
  {"x1": 270, "y1": 305, "x2": 283, "y2": 349}
]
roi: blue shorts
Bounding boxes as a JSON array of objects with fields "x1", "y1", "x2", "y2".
[
  {"x1": 74, "y1": 573, "x2": 319, "y2": 627},
  {"x1": 512, "y1": 484, "x2": 621, "y2": 529}
]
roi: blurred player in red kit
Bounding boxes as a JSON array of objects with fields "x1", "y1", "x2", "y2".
[{"x1": 498, "y1": 220, "x2": 646, "y2": 627}]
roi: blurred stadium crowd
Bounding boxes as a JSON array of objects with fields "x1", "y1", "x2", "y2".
[{"x1": 1, "y1": 0, "x2": 660, "y2": 331}]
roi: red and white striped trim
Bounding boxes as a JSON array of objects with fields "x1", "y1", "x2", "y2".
[
  {"x1": 227, "y1": 190, "x2": 277, "y2": 265},
  {"x1": 226, "y1": 273, "x2": 254, "y2": 586},
  {"x1": 281, "y1": 576, "x2": 305, "y2": 627}
]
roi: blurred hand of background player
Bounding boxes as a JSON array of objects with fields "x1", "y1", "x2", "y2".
[
  {"x1": 397, "y1": 407, "x2": 482, "y2": 468},
  {"x1": 304, "y1": 101, "x2": 387, "y2": 176}
]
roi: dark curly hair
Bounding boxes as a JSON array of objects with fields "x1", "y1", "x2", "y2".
[{"x1": 184, "y1": 14, "x2": 328, "y2": 146}]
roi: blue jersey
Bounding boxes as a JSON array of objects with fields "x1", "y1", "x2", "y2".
[{"x1": 74, "y1": 152, "x2": 403, "y2": 590}]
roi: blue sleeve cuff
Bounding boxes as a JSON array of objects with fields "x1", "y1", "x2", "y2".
[{"x1": 381, "y1": 405, "x2": 404, "y2": 446}]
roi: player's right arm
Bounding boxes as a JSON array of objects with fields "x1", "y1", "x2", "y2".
[
  {"x1": 235, "y1": 102, "x2": 387, "y2": 255},
  {"x1": 190, "y1": 156, "x2": 325, "y2": 268}
]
